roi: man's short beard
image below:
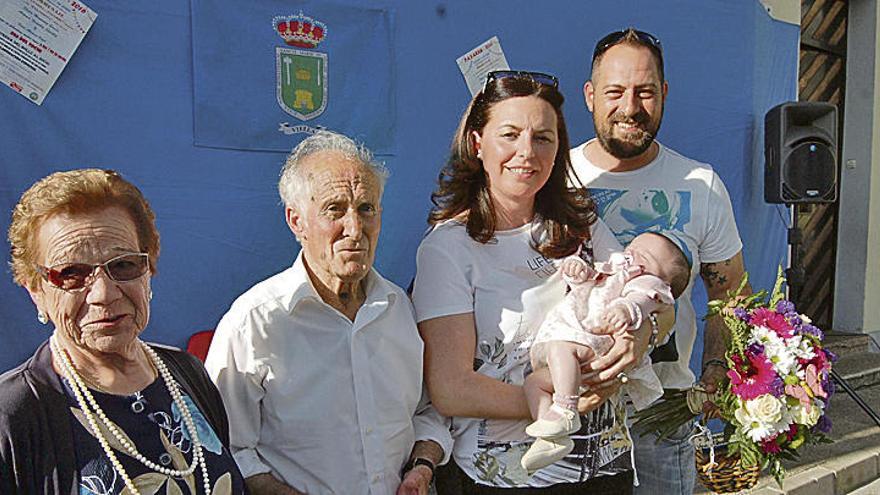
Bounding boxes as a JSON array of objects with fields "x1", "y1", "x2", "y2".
[
  {"x1": 593, "y1": 110, "x2": 663, "y2": 159},
  {"x1": 596, "y1": 131, "x2": 656, "y2": 159}
]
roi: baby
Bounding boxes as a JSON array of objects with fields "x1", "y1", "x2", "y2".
[{"x1": 521, "y1": 232, "x2": 691, "y2": 473}]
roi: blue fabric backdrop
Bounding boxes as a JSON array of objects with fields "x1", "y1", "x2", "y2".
[{"x1": 0, "y1": 0, "x2": 798, "y2": 373}]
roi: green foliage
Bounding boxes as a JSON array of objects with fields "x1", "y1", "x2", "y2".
[
  {"x1": 631, "y1": 388, "x2": 697, "y2": 441},
  {"x1": 769, "y1": 265, "x2": 786, "y2": 308}
]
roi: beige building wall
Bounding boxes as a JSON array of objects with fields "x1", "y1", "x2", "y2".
[
  {"x1": 867, "y1": 22, "x2": 880, "y2": 327},
  {"x1": 834, "y1": 0, "x2": 880, "y2": 333}
]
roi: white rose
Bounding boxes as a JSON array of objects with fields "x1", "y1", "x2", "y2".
[
  {"x1": 791, "y1": 400, "x2": 823, "y2": 427},
  {"x1": 748, "y1": 394, "x2": 785, "y2": 424},
  {"x1": 734, "y1": 402, "x2": 751, "y2": 427},
  {"x1": 734, "y1": 395, "x2": 788, "y2": 442},
  {"x1": 735, "y1": 405, "x2": 774, "y2": 441}
]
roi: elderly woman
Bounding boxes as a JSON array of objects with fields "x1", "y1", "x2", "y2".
[
  {"x1": 412, "y1": 72, "x2": 668, "y2": 494},
  {"x1": 0, "y1": 169, "x2": 247, "y2": 495}
]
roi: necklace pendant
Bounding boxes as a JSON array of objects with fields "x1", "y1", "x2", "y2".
[{"x1": 131, "y1": 391, "x2": 146, "y2": 414}]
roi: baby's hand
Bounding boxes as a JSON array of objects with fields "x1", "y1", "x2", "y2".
[
  {"x1": 562, "y1": 258, "x2": 593, "y2": 284},
  {"x1": 598, "y1": 305, "x2": 633, "y2": 334}
]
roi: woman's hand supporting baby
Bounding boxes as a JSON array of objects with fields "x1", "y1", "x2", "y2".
[{"x1": 579, "y1": 305, "x2": 675, "y2": 388}]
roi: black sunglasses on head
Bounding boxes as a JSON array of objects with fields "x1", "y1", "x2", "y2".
[
  {"x1": 592, "y1": 29, "x2": 662, "y2": 63},
  {"x1": 483, "y1": 70, "x2": 559, "y2": 92}
]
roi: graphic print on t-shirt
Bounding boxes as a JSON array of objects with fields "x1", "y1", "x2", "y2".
[
  {"x1": 589, "y1": 188, "x2": 692, "y2": 247},
  {"x1": 588, "y1": 187, "x2": 692, "y2": 364},
  {"x1": 473, "y1": 400, "x2": 629, "y2": 486}
]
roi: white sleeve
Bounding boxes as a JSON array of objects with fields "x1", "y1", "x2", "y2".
[
  {"x1": 411, "y1": 387, "x2": 454, "y2": 465},
  {"x1": 590, "y1": 218, "x2": 623, "y2": 263},
  {"x1": 411, "y1": 231, "x2": 474, "y2": 323},
  {"x1": 204, "y1": 311, "x2": 271, "y2": 479},
  {"x1": 700, "y1": 171, "x2": 743, "y2": 263}
]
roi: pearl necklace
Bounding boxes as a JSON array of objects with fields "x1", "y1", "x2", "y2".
[{"x1": 51, "y1": 337, "x2": 212, "y2": 494}]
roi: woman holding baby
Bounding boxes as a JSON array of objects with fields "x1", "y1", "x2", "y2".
[{"x1": 410, "y1": 70, "x2": 681, "y2": 494}]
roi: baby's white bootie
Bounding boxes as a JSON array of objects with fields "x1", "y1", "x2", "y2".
[
  {"x1": 525, "y1": 403, "x2": 581, "y2": 438},
  {"x1": 521, "y1": 436, "x2": 575, "y2": 474}
]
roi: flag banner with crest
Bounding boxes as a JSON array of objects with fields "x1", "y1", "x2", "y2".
[{"x1": 191, "y1": 0, "x2": 395, "y2": 153}]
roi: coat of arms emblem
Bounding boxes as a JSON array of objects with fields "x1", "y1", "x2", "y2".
[{"x1": 274, "y1": 14, "x2": 327, "y2": 121}]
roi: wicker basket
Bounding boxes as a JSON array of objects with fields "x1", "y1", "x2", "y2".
[{"x1": 695, "y1": 446, "x2": 760, "y2": 494}]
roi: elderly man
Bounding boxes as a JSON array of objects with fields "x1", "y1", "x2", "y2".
[
  {"x1": 206, "y1": 130, "x2": 447, "y2": 495},
  {"x1": 570, "y1": 29, "x2": 749, "y2": 494}
]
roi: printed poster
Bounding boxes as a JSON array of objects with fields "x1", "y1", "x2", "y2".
[
  {"x1": 0, "y1": 0, "x2": 96, "y2": 105},
  {"x1": 457, "y1": 36, "x2": 509, "y2": 97}
]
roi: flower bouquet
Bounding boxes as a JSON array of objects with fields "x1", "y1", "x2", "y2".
[{"x1": 633, "y1": 268, "x2": 835, "y2": 492}]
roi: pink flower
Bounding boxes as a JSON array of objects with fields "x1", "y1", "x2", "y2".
[
  {"x1": 808, "y1": 348, "x2": 830, "y2": 374},
  {"x1": 761, "y1": 436, "x2": 782, "y2": 454},
  {"x1": 785, "y1": 383, "x2": 812, "y2": 408},
  {"x1": 750, "y1": 308, "x2": 794, "y2": 338},
  {"x1": 728, "y1": 353, "x2": 777, "y2": 400},
  {"x1": 805, "y1": 364, "x2": 827, "y2": 399}
]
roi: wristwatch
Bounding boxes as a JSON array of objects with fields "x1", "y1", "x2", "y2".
[{"x1": 401, "y1": 457, "x2": 435, "y2": 479}]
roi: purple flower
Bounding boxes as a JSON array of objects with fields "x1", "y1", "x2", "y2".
[
  {"x1": 821, "y1": 373, "x2": 835, "y2": 400},
  {"x1": 776, "y1": 300, "x2": 796, "y2": 314},
  {"x1": 770, "y1": 376, "x2": 785, "y2": 397},
  {"x1": 748, "y1": 343, "x2": 765, "y2": 355},
  {"x1": 733, "y1": 307, "x2": 749, "y2": 321},
  {"x1": 801, "y1": 324, "x2": 824, "y2": 339},
  {"x1": 824, "y1": 348, "x2": 838, "y2": 363},
  {"x1": 813, "y1": 414, "x2": 832, "y2": 434}
]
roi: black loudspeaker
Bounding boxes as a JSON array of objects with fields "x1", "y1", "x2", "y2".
[{"x1": 764, "y1": 102, "x2": 837, "y2": 203}]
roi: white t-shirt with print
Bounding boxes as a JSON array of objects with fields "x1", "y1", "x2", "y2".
[
  {"x1": 412, "y1": 219, "x2": 632, "y2": 487},
  {"x1": 570, "y1": 140, "x2": 743, "y2": 389}
]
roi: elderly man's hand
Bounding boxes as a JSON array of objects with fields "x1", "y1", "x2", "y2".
[{"x1": 396, "y1": 465, "x2": 432, "y2": 495}]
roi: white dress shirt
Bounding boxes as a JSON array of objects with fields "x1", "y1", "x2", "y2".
[{"x1": 206, "y1": 253, "x2": 444, "y2": 495}]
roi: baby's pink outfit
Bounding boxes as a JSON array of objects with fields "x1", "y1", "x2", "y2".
[{"x1": 530, "y1": 252, "x2": 674, "y2": 409}]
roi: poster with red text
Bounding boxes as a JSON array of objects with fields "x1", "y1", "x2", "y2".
[{"x1": 0, "y1": 0, "x2": 96, "y2": 105}]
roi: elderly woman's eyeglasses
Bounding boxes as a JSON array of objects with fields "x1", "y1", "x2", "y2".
[
  {"x1": 37, "y1": 252, "x2": 150, "y2": 291},
  {"x1": 592, "y1": 29, "x2": 662, "y2": 63},
  {"x1": 483, "y1": 70, "x2": 559, "y2": 92}
]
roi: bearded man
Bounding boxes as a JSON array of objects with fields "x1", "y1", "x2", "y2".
[{"x1": 570, "y1": 28, "x2": 749, "y2": 495}]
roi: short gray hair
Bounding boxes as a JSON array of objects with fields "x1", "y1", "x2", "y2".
[{"x1": 279, "y1": 130, "x2": 389, "y2": 209}]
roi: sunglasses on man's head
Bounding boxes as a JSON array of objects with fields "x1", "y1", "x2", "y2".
[
  {"x1": 592, "y1": 29, "x2": 662, "y2": 63},
  {"x1": 37, "y1": 252, "x2": 150, "y2": 291},
  {"x1": 483, "y1": 70, "x2": 559, "y2": 92}
]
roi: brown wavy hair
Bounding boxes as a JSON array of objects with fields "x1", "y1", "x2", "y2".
[{"x1": 429, "y1": 75, "x2": 596, "y2": 259}]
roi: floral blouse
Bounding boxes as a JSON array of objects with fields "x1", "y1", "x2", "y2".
[{"x1": 62, "y1": 378, "x2": 247, "y2": 495}]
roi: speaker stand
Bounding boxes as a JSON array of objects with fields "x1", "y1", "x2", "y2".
[
  {"x1": 786, "y1": 204, "x2": 805, "y2": 304},
  {"x1": 789, "y1": 205, "x2": 880, "y2": 428}
]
